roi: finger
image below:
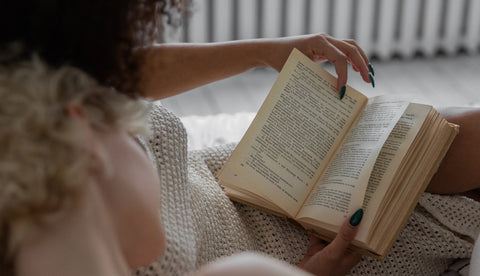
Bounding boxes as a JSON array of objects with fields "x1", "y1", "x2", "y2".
[
  {"x1": 310, "y1": 235, "x2": 323, "y2": 245},
  {"x1": 298, "y1": 236, "x2": 326, "y2": 267},
  {"x1": 341, "y1": 250, "x2": 362, "y2": 269},
  {"x1": 327, "y1": 37, "x2": 370, "y2": 83},
  {"x1": 325, "y1": 44, "x2": 348, "y2": 93},
  {"x1": 345, "y1": 39, "x2": 370, "y2": 67},
  {"x1": 351, "y1": 61, "x2": 360, "y2": 72},
  {"x1": 304, "y1": 236, "x2": 327, "y2": 256},
  {"x1": 307, "y1": 236, "x2": 327, "y2": 253},
  {"x1": 324, "y1": 209, "x2": 363, "y2": 259},
  {"x1": 347, "y1": 56, "x2": 361, "y2": 72},
  {"x1": 334, "y1": 250, "x2": 362, "y2": 276},
  {"x1": 299, "y1": 210, "x2": 363, "y2": 276}
]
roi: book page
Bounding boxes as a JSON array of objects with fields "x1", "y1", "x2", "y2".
[
  {"x1": 218, "y1": 49, "x2": 367, "y2": 217},
  {"x1": 355, "y1": 104, "x2": 431, "y2": 241},
  {"x1": 297, "y1": 96, "x2": 409, "y2": 224}
]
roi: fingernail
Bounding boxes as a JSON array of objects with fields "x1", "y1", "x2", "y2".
[
  {"x1": 340, "y1": 86, "x2": 346, "y2": 100},
  {"x1": 369, "y1": 73, "x2": 375, "y2": 88},
  {"x1": 349, "y1": 209, "x2": 364, "y2": 227},
  {"x1": 368, "y1": 63, "x2": 375, "y2": 76}
]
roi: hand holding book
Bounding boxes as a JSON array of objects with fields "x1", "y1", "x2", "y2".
[
  {"x1": 299, "y1": 209, "x2": 364, "y2": 275},
  {"x1": 261, "y1": 33, "x2": 374, "y2": 95},
  {"x1": 218, "y1": 49, "x2": 459, "y2": 258}
]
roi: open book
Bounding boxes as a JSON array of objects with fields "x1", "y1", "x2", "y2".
[{"x1": 217, "y1": 49, "x2": 459, "y2": 259}]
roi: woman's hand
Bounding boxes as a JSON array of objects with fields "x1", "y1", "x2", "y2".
[
  {"x1": 262, "y1": 34, "x2": 374, "y2": 94},
  {"x1": 298, "y1": 209, "x2": 364, "y2": 276}
]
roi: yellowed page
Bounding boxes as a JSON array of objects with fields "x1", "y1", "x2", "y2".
[
  {"x1": 355, "y1": 103, "x2": 431, "y2": 241},
  {"x1": 297, "y1": 96, "x2": 409, "y2": 225},
  {"x1": 218, "y1": 49, "x2": 367, "y2": 217}
]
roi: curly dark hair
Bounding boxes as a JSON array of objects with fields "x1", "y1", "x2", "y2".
[{"x1": 0, "y1": 0, "x2": 186, "y2": 96}]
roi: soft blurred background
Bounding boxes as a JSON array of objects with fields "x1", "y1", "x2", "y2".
[{"x1": 159, "y1": 0, "x2": 480, "y2": 149}]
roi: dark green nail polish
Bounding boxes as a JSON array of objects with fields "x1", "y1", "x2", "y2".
[
  {"x1": 368, "y1": 63, "x2": 375, "y2": 76},
  {"x1": 369, "y1": 73, "x2": 375, "y2": 88},
  {"x1": 340, "y1": 86, "x2": 346, "y2": 100},
  {"x1": 349, "y1": 209, "x2": 364, "y2": 226}
]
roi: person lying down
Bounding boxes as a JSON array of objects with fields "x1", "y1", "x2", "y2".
[
  {"x1": 0, "y1": 58, "x2": 372, "y2": 276},
  {"x1": 2, "y1": 57, "x2": 480, "y2": 276}
]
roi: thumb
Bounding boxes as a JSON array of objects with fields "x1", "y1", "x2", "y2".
[{"x1": 326, "y1": 209, "x2": 363, "y2": 259}]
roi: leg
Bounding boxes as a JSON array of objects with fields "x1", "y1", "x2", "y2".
[{"x1": 426, "y1": 107, "x2": 480, "y2": 194}]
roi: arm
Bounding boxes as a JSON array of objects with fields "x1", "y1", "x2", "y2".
[{"x1": 137, "y1": 34, "x2": 373, "y2": 99}]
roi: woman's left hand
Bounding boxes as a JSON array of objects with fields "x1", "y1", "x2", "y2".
[
  {"x1": 261, "y1": 34, "x2": 373, "y2": 93},
  {"x1": 297, "y1": 209, "x2": 363, "y2": 276}
]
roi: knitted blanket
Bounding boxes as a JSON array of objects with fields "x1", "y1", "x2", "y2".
[{"x1": 134, "y1": 104, "x2": 480, "y2": 275}]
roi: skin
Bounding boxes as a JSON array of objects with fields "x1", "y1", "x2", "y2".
[
  {"x1": 134, "y1": 34, "x2": 480, "y2": 274},
  {"x1": 138, "y1": 34, "x2": 372, "y2": 99},
  {"x1": 427, "y1": 107, "x2": 480, "y2": 195},
  {"x1": 298, "y1": 220, "x2": 362, "y2": 276},
  {"x1": 16, "y1": 110, "x2": 165, "y2": 275},
  {"x1": 136, "y1": 35, "x2": 372, "y2": 274},
  {"x1": 14, "y1": 33, "x2": 480, "y2": 275},
  {"x1": 137, "y1": 35, "x2": 480, "y2": 196},
  {"x1": 14, "y1": 80, "x2": 364, "y2": 276}
]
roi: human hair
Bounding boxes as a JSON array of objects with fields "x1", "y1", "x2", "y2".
[
  {"x1": 0, "y1": 0, "x2": 188, "y2": 96},
  {"x1": 0, "y1": 57, "x2": 150, "y2": 274}
]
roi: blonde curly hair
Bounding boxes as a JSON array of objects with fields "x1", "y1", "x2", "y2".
[{"x1": 0, "y1": 57, "x2": 150, "y2": 273}]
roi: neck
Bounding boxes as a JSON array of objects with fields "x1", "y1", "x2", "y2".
[{"x1": 15, "y1": 180, "x2": 130, "y2": 276}]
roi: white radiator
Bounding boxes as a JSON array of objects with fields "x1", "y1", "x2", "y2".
[{"x1": 176, "y1": 0, "x2": 480, "y2": 60}]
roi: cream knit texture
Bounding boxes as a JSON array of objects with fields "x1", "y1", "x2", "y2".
[{"x1": 134, "y1": 104, "x2": 480, "y2": 276}]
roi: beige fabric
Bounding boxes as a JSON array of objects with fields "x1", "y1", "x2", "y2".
[{"x1": 134, "y1": 104, "x2": 480, "y2": 276}]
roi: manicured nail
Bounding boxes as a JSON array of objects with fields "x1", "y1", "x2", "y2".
[
  {"x1": 368, "y1": 63, "x2": 375, "y2": 76},
  {"x1": 340, "y1": 85, "x2": 346, "y2": 100},
  {"x1": 369, "y1": 73, "x2": 375, "y2": 88},
  {"x1": 349, "y1": 209, "x2": 364, "y2": 227}
]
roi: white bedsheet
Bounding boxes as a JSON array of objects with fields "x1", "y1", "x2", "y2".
[{"x1": 180, "y1": 112, "x2": 255, "y2": 150}]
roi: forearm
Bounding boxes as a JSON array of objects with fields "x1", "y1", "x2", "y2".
[
  {"x1": 137, "y1": 34, "x2": 372, "y2": 100},
  {"x1": 138, "y1": 40, "x2": 277, "y2": 99}
]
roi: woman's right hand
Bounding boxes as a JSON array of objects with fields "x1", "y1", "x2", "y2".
[
  {"x1": 260, "y1": 34, "x2": 374, "y2": 94},
  {"x1": 298, "y1": 209, "x2": 364, "y2": 276}
]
